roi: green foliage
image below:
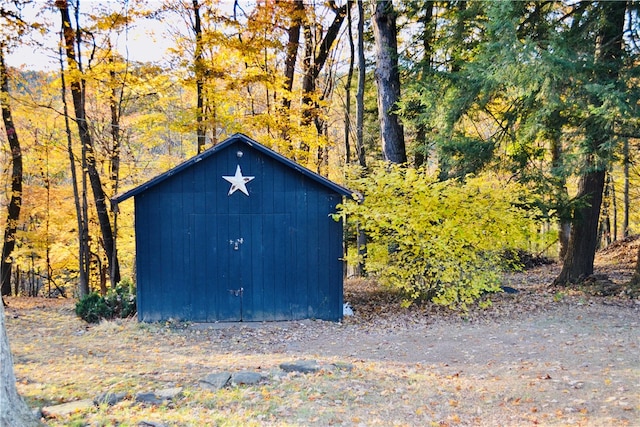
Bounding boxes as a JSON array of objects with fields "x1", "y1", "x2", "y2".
[
  {"x1": 399, "y1": 1, "x2": 640, "y2": 242},
  {"x1": 437, "y1": 134, "x2": 496, "y2": 181},
  {"x1": 340, "y1": 163, "x2": 545, "y2": 310},
  {"x1": 75, "y1": 293, "x2": 111, "y2": 324},
  {"x1": 107, "y1": 277, "x2": 137, "y2": 319},
  {"x1": 75, "y1": 278, "x2": 137, "y2": 323}
]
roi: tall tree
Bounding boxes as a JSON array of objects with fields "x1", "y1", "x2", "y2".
[
  {"x1": 372, "y1": 0, "x2": 406, "y2": 164},
  {"x1": 282, "y1": 0, "x2": 304, "y2": 114},
  {"x1": 555, "y1": 1, "x2": 627, "y2": 284},
  {"x1": 398, "y1": 1, "x2": 637, "y2": 266},
  {"x1": 412, "y1": 0, "x2": 434, "y2": 167},
  {"x1": 344, "y1": 0, "x2": 354, "y2": 164},
  {"x1": 354, "y1": 0, "x2": 367, "y2": 168},
  {"x1": 277, "y1": 0, "x2": 304, "y2": 147},
  {"x1": 622, "y1": 138, "x2": 630, "y2": 237},
  {"x1": 0, "y1": 7, "x2": 40, "y2": 424},
  {"x1": 107, "y1": 53, "x2": 125, "y2": 290},
  {"x1": 192, "y1": 0, "x2": 206, "y2": 153},
  {"x1": 59, "y1": 30, "x2": 90, "y2": 296},
  {"x1": 353, "y1": 0, "x2": 367, "y2": 277},
  {"x1": 56, "y1": 0, "x2": 120, "y2": 291},
  {"x1": 479, "y1": 1, "x2": 574, "y2": 259},
  {"x1": 397, "y1": 1, "x2": 492, "y2": 180},
  {"x1": 0, "y1": 46, "x2": 22, "y2": 297},
  {"x1": 298, "y1": 1, "x2": 349, "y2": 164}
]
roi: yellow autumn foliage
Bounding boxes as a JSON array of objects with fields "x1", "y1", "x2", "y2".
[{"x1": 340, "y1": 163, "x2": 551, "y2": 309}]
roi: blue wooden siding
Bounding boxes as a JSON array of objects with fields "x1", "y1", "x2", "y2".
[{"x1": 128, "y1": 136, "x2": 347, "y2": 322}]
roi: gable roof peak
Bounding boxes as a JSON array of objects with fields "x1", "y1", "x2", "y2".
[{"x1": 112, "y1": 133, "x2": 353, "y2": 204}]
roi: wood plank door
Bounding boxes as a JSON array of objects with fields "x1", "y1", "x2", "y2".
[
  {"x1": 190, "y1": 213, "x2": 291, "y2": 321},
  {"x1": 240, "y1": 213, "x2": 291, "y2": 321},
  {"x1": 218, "y1": 214, "x2": 246, "y2": 321}
]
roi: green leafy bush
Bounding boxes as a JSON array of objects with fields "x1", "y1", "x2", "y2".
[
  {"x1": 75, "y1": 292, "x2": 112, "y2": 323},
  {"x1": 339, "y1": 163, "x2": 547, "y2": 310},
  {"x1": 75, "y1": 278, "x2": 137, "y2": 323}
]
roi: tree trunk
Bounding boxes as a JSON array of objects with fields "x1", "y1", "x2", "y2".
[
  {"x1": 282, "y1": 0, "x2": 304, "y2": 112},
  {"x1": 414, "y1": 1, "x2": 435, "y2": 167},
  {"x1": 602, "y1": 173, "x2": 614, "y2": 244},
  {"x1": 298, "y1": 2, "x2": 348, "y2": 161},
  {"x1": 554, "y1": 1, "x2": 626, "y2": 285},
  {"x1": 1, "y1": 302, "x2": 41, "y2": 426},
  {"x1": 355, "y1": 0, "x2": 366, "y2": 169},
  {"x1": 344, "y1": 0, "x2": 354, "y2": 164},
  {"x1": 280, "y1": 0, "x2": 304, "y2": 148},
  {"x1": 372, "y1": 0, "x2": 406, "y2": 164},
  {"x1": 0, "y1": 48, "x2": 22, "y2": 297},
  {"x1": 559, "y1": 221, "x2": 571, "y2": 260},
  {"x1": 623, "y1": 138, "x2": 629, "y2": 237},
  {"x1": 193, "y1": 0, "x2": 206, "y2": 154},
  {"x1": 58, "y1": 29, "x2": 90, "y2": 296},
  {"x1": 57, "y1": 0, "x2": 120, "y2": 289},
  {"x1": 300, "y1": 20, "x2": 314, "y2": 132},
  {"x1": 556, "y1": 169, "x2": 606, "y2": 283},
  {"x1": 354, "y1": 0, "x2": 367, "y2": 277},
  {"x1": 109, "y1": 59, "x2": 122, "y2": 289}
]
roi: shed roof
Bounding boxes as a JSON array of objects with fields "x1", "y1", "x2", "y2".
[{"x1": 112, "y1": 133, "x2": 354, "y2": 204}]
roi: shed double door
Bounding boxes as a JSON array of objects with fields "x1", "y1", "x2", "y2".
[{"x1": 190, "y1": 213, "x2": 290, "y2": 321}]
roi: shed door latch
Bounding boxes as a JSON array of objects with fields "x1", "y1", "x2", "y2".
[
  {"x1": 229, "y1": 238, "x2": 244, "y2": 250},
  {"x1": 228, "y1": 287, "x2": 244, "y2": 297}
]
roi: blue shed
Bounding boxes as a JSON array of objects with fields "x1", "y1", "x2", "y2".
[{"x1": 112, "y1": 133, "x2": 352, "y2": 322}]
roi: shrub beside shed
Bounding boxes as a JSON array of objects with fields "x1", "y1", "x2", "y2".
[{"x1": 112, "y1": 133, "x2": 352, "y2": 322}]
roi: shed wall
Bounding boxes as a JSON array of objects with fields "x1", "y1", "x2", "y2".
[{"x1": 133, "y1": 140, "x2": 344, "y2": 322}]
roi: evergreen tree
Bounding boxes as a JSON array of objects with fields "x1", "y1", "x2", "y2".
[{"x1": 555, "y1": 1, "x2": 628, "y2": 284}]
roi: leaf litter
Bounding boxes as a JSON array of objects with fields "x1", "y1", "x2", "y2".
[{"x1": 4, "y1": 242, "x2": 640, "y2": 426}]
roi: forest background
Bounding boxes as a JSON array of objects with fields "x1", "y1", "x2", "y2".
[{"x1": 1, "y1": 0, "x2": 640, "y2": 307}]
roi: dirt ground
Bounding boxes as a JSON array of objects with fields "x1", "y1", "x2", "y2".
[{"x1": 4, "y1": 239, "x2": 640, "y2": 426}]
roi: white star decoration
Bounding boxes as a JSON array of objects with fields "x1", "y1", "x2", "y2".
[{"x1": 222, "y1": 165, "x2": 255, "y2": 196}]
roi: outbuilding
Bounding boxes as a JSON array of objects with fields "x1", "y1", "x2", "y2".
[{"x1": 113, "y1": 133, "x2": 352, "y2": 322}]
